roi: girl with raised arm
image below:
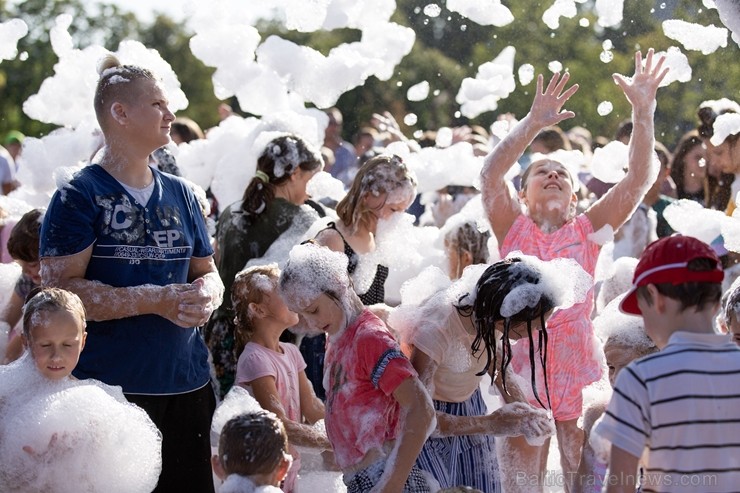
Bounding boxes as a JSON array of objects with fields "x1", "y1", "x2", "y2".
[{"x1": 480, "y1": 49, "x2": 668, "y2": 492}]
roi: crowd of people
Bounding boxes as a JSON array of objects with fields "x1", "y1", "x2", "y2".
[{"x1": 1, "y1": 46, "x2": 740, "y2": 493}]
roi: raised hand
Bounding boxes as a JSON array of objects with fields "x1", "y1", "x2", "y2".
[
  {"x1": 613, "y1": 48, "x2": 669, "y2": 110},
  {"x1": 529, "y1": 72, "x2": 580, "y2": 128}
]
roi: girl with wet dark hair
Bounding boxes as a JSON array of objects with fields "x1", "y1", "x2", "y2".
[
  {"x1": 205, "y1": 134, "x2": 325, "y2": 397},
  {"x1": 466, "y1": 257, "x2": 556, "y2": 409},
  {"x1": 399, "y1": 256, "x2": 569, "y2": 491}
]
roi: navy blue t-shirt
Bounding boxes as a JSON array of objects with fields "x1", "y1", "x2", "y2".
[{"x1": 40, "y1": 164, "x2": 213, "y2": 395}]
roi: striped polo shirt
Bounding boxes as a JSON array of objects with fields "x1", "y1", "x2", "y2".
[{"x1": 595, "y1": 331, "x2": 740, "y2": 492}]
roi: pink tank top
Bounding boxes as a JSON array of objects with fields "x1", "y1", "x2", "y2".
[{"x1": 500, "y1": 214, "x2": 602, "y2": 403}]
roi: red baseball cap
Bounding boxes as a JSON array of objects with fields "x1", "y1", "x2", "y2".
[{"x1": 620, "y1": 235, "x2": 724, "y2": 315}]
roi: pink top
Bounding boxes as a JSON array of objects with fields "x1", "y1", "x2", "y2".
[
  {"x1": 500, "y1": 214, "x2": 602, "y2": 396},
  {"x1": 236, "y1": 341, "x2": 307, "y2": 493},
  {"x1": 236, "y1": 342, "x2": 306, "y2": 422},
  {"x1": 324, "y1": 310, "x2": 416, "y2": 470}
]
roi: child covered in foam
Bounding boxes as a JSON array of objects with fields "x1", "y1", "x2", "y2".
[{"x1": 0, "y1": 288, "x2": 161, "y2": 493}]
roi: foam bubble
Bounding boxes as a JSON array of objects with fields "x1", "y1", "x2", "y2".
[
  {"x1": 662, "y1": 19, "x2": 728, "y2": 55},
  {"x1": 446, "y1": 0, "x2": 514, "y2": 27}
]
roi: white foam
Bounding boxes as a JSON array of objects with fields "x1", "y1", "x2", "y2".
[
  {"x1": 406, "y1": 80, "x2": 430, "y2": 102},
  {"x1": 597, "y1": 101, "x2": 613, "y2": 116},
  {"x1": 662, "y1": 19, "x2": 728, "y2": 55},
  {"x1": 663, "y1": 199, "x2": 726, "y2": 245},
  {"x1": 709, "y1": 112, "x2": 740, "y2": 146},
  {"x1": 714, "y1": 0, "x2": 740, "y2": 47},
  {"x1": 518, "y1": 64, "x2": 535, "y2": 86},
  {"x1": 446, "y1": 0, "x2": 514, "y2": 27},
  {"x1": 456, "y1": 46, "x2": 516, "y2": 119},
  {"x1": 590, "y1": 140, "x2": 630, "y2": 183},
  {"x1": 595, "y1": 0, "x2": 624, "y2": 27},
  {"x1": 654, "y1": 46, "x2": 692, "y2": 87},
  {"x1": 499, "y1": 253, "x2": 593, "y2": 318},
  {"x1": 0, "y1": 356, "x2": 161, "y2": 493},
  {"x1": 543, "y1": 0, "x2": 577, "y2": 30},
  {"x1": 0, "y1": 18, "x2": 28, "y2": 61}
]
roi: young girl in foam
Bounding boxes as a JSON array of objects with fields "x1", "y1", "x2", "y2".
[
  {"x1": 302, "y1": 154, "x2": 417, "y2": 399},
  {"x1": 231, "y1": 264, "x2": 330, "y2": 492},
  {"x1": 480, "y1": 49, "x2": 668, "y2": 491},
  {"x1": 441, "y1": 218, "x2": 492, "y2": 281},
  {"x1": 574, "y1": 295, "x2": 657, "y2": 493},
  {"x1": 207, "y1": 134, "x2": 325, "y2": 397},
  {"x1": 278, "y1": 242, "x2": 435, "y2": 493},
  {"x1": 397, "y1": 255, "x2": 590, "y2": 491},
  {"x1": 0, "y1": 288, "x2": 161, "y2": 493}
]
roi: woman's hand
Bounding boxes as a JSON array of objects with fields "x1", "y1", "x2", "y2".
[
  {"x1": 613, "y1": 48, "x2": 669, "y2": 111},
  {"x1": 528, "y1": 72, "x2": 580, "y2": 128}
]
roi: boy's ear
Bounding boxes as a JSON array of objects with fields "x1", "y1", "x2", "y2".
[
  {"x1": 646, "y1": 284, "x2": 666, "y2": 313},
  {"x1": 21, "y1": 334, "x2": 29, "y2": 349},
  {"x1": 274, "y1": 456, "x2": 291, "y2": 485},
  {"x1": 110, "y1": 102, "x2": 127, "y2": 125},
  {"x1": 211, "y1": 454, "x2": 226, "y2": 481},
  {"x1": 81, "y1": 330, "x2": 87, "y2": 350}
]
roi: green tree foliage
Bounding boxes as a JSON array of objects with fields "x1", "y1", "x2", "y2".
[{"x1": 0, "y1": 0, "x2": 738, "y2": 154}]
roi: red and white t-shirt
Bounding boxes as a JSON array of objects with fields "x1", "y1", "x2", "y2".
[{"x1": 324, "y1": 309, "x2": 417, "y2": 470}]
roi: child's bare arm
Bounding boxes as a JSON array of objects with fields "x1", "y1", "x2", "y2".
[
  {"x1": 605, "y1": 445, "x2": 640, "y2": 493},
  {"x1": 481, "y1": 72, "x2": 579, "y2": 243},
  {"x1": 247, "y1": 376, "x2": 332, "y2": 450},
  {"x1": 297, "y1": 371, "x2": 325, "y2": 424},
  {"x1": 372, "y1": 376, "x2": 435, "y2": 493},
  {"x1": 574, "y1": 403, "x2": 608, "y2": 493},
  {"x1": 585, "y1": 49, "x2": 669, "y2": 232},
  {"x1": 41, "y1": 247, "x2": 220, "y2": 328},
  {"x1": 408, "y1": 345, "x2": 439, "y2": 392}
]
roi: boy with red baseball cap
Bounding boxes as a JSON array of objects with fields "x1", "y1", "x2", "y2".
[{"x1": 594, "y1": 234, "x2": 740, "y2": 492}]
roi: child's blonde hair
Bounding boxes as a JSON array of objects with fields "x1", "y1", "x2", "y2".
[
  {"x1": 22, "y1": 288, "x2": 86, "y2": 340},
  {"x1": 444, "y1": 220, "x2": 490, "y2": 266},
  {"x1": 219, "y1": 410, "x2": 289, "y2": 477},
  {"x1": 336, "y1": 154, "x2": 417, "y2": 234},
  {"x1": 232, "y1": 264, "x2": 281, "y2": 357}
]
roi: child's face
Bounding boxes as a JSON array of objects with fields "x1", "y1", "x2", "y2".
[
  {"x1": 604, "y1": 340, "x2": 638, "y2": 387},
  {"x1": 363, "y1": 192, "x2": 410, "y2": 224},
  {"x1": 17, "y1": 259, "x2": 42, "y2": 286},
  {"x1": 520, "y1": 160, "x2": 576, "y2": 216},
  {"x1": 262, "y1": 292, "x2": 300, "y2": 328},
  {"x1": 298, "y1": 293, "x2": 346, "y2": 336},
  {"x1": 24, "y1": 310, "x2": 86, "y2": 380}
]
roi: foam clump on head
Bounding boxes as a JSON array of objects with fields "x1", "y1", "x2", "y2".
[
  {"x1": 596, "y1": 256, "x2": 638, "y2": 314},
  {"x1": 261, "y1": 134, "x2": 322, "y2": 179},
  {"x1": 278, "y1": 243, "x2": 350, "y2": 312},
  {"x1": 361, "y1": 155, "x2": 417, "y2": 204},
  {"x1": 497, "y1": 253, "x2": 592, "y2": 318},
  {"x1": 210, "y1": 385, "x2": 263, "y2": 447},
  {"x1": 594, "y1": 294, "x2": 656, "y2": 355}
]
